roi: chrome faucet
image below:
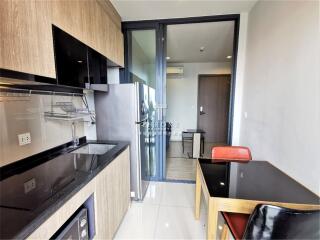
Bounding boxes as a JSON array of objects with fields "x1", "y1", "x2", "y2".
[{"x1": 71, "y1": 122, "x2": 79, "y2": 147}]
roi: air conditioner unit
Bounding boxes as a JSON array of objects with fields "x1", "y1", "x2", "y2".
[{"x1": 166, "y1": 66, "x2": 184, "y2": 75}]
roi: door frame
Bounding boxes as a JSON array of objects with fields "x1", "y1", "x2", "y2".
[
  {"x1": 122, "y1": 14, "x2": 240, "y2": 180},
  {"x1": 197, "y1": 74, "x2": 232, "y2": 144},
  {"x1": 121, "y1": 22, "x2": 166, "y2": 181}
]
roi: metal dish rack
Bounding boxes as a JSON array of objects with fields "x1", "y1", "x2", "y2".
[
  {"x1": 0, "y1": 85, "x2": 95, "y2": 123},
  {"x1": 44, "y1": 97, "x2": 95, "y2": 123}
]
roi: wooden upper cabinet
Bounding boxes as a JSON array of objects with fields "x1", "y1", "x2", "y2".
[
  {"x1": 0, "y1": 0, "x2": 124, "y2": 78},
  {"x1": 52, "y1": 0, "x2": 124, "y2": 67},
  {"x1": 115, "y1": 28, "x2": 125, "y2": 66},
  {"x1": 0, "y1": 0, "x2": 56, "y2": 78}
]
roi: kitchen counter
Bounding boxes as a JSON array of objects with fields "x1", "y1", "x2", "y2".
[{"x1": 0, "y1": 138, "x2": 129, "y2": 239}]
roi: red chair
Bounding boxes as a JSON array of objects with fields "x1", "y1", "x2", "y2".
[
  {"x1": 211, "y1": 146, "x2": 252, "y2": 239},
  {"x1": 211, "y1": 146, "x2": 252, "y2": 162}
]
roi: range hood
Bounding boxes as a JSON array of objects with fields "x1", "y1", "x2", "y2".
[{"x1": 85, "y1": 83, "x2": 108, "y2": 92}]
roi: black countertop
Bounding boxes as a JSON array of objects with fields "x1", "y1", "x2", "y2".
[
  {"x1": 199, "y1": 158, "x2": 320, "y2": 204},
  {"x1": 0, "y1": 138, "x2": 129, "y2": 239}
]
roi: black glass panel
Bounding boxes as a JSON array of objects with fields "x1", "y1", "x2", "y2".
[
  {"x1": 53, "y1": 26, "x2": 89, "y2": 88},
  {"x1": 199, "y1": 159, "x2": 320, "y2": 205},
  {"x1": 88, "y1": 48, "x2": 108, "y2": 85},
  {"x1": 0, "y1": 154, "x2": 96, "y2": 211},
  {"x1": 0, "y1": 153, "x2": 94, "y2": 239}
]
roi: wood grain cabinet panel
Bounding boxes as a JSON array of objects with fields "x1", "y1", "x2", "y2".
[
  {"x1": 95, "y1": 147, "x2": 130, "y2": 239},
  {"x1": 95, "y1": 162, "x2": 112, "y2": 239},
  {"x1": 115, "y1": 29, "x2": 125, "y2": 67},
  {"x1": 52, "y1": 0, "x2": 124, "y2": 67},
  {"x1": 97, "y1": 0, "x2": 122, "y2": 29},
  {"x1": 52, "y1": 0, "x2": 90, "y2": 45},
  {"x1": 1, "y1": 0, "x2": 123, "y2": 78},
  {"x1": 0, "y1": 0, "x2": 56, "y2": 78},
  {"x1": 91, "y1": 3, "x2": 124, "y2": 67}
]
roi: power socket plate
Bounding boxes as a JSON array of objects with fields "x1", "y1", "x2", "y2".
[
  {"x1": 18, "y1": 132, "x2": 31, "y2": 146},
  {"x1": 24, "y1": 178, "x2": 36, "y2": 194}
]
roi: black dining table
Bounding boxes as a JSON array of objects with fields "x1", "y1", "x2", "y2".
[{"x1": 194, "y1": 158, "x2": 320, "y2": 239}]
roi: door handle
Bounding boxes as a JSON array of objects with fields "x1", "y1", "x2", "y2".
[
  {"x1": 136, "y1": 118, "x2": 148, "y2": 124},
  {"x1": 200, "y1": 106, "x2": 205, "y2": 115}
]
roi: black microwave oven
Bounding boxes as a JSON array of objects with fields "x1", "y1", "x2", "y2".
[{"x1": 52, "y1": 208, "x2": 89, "y2": 240}]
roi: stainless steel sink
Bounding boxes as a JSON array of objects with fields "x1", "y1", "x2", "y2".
[{"x1": 71, "y1": 143, "x2": 116, "y2": 155}]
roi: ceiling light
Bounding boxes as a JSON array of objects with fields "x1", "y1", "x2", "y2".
[
  {"x1": 200, "y1": 46, "x2": 205, "y2": 52},
  {"x1": 226, "y1": 55, "x2": 232, "y2": 59},
  {"x1": 77, "y1": 60, "x2": 83, "y2": 63},
  {"x1": 166, "y1": 56, "x2": 170, "y2": 60}
]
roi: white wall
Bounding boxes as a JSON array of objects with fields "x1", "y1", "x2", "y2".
[
  {"x1": 83, "y1": 90, "x2": 97, "y2": 140},
  {"x1": 240, "y1": 1, "x2": 320, "y2": 194},
  {"x1": 0, "y1": 94, "x2": 85, "y2": 167},
  {"x1": 231, "y1": 12, "x2": 248, "y2": 145},
  {"x1": 107, "y1": 68, "x2": 120, "y2": 84},
  {"x1": 166, "y1": 62, "x2": 231, "y2": 141}
]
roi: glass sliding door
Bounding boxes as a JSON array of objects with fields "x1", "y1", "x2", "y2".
[
  {"x1": 128, "y1": 30, "x2": 156, "y2": 88},
  {"x1": 122, "y1": 28, "x2": 161, "y2": 180}
]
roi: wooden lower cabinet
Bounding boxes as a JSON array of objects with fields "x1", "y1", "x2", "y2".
[
  {"x1": 27, "y1": 147, "x2": 130, "y2": 239},
  {"x1": 95, "y1": 147, "x2": 130, "y2": 239}
]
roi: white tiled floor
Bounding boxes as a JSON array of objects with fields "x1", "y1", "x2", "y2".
[
  {"x1": 165, "y1": 141, "x2": 227, "y2": 181},
  {"x1": 114, "y1": 181, "x2": 207, "y2": 239}
]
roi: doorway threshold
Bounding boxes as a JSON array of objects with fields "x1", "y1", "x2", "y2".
[{"x1": 160, "y1": 179, "x2": 195, "y2": 184}]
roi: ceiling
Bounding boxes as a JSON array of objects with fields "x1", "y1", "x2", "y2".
[
  {"x1": 167, "y1": 21, "x2": 234, "y2": 63},
  {"x1": 110, "y1": 0, "x2": 257, "y2": 21}
]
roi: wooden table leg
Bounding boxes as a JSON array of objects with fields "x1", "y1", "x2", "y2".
[
  {"x1": 195, "y1": 162, "x2": 202, "y2": 219},
  {"x1": 221, "y1": 224, "x2": 229, "y2": 240},
  {"x1": 207, "y1": 198, "x2": 218, "y2": 240}
]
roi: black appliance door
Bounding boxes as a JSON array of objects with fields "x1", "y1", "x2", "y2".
[
  {"x1": 136, "y1": 83, "x2": 150, "y2": 199},
  {"x1": 53, "y1": 208, "x2": 88, "y2": 240},
  {"x1": 139, "y1": 119, "x2": 150, "y2": 185}
]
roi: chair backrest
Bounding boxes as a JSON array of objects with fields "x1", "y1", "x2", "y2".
[
  {"x1": 243, "y1": 204, "x2": 320, "y2": 240},
  {"x1": 211, "y1": 146, "x2": 252, "y2": 162}
]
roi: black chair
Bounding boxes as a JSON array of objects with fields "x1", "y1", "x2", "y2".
[
  {"x1": 181, "y1": 131, "x2": 193, "y2": 153},
  {"x1": 225, "y1": 204, "x2": 320, "y2": 240}
]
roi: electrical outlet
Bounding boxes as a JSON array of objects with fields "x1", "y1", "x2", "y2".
[
  {"x1": 18, "y1": 132, "x2": 31, "y2": 146},
  {"x1": 24, "y1": 178, "x2": 36, "y2": 194}
]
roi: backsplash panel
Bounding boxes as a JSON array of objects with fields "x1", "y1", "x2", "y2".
[{"x1": 0, "y1": 94, "x2": 85, "y2": 167}]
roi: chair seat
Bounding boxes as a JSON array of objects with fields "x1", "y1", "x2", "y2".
[
  {"x1": 222, "y1": 212, "x2": 250, "y2": 240},
  {"x1": 212, "y1": 146, "x2": 252, "y2": 161}
]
